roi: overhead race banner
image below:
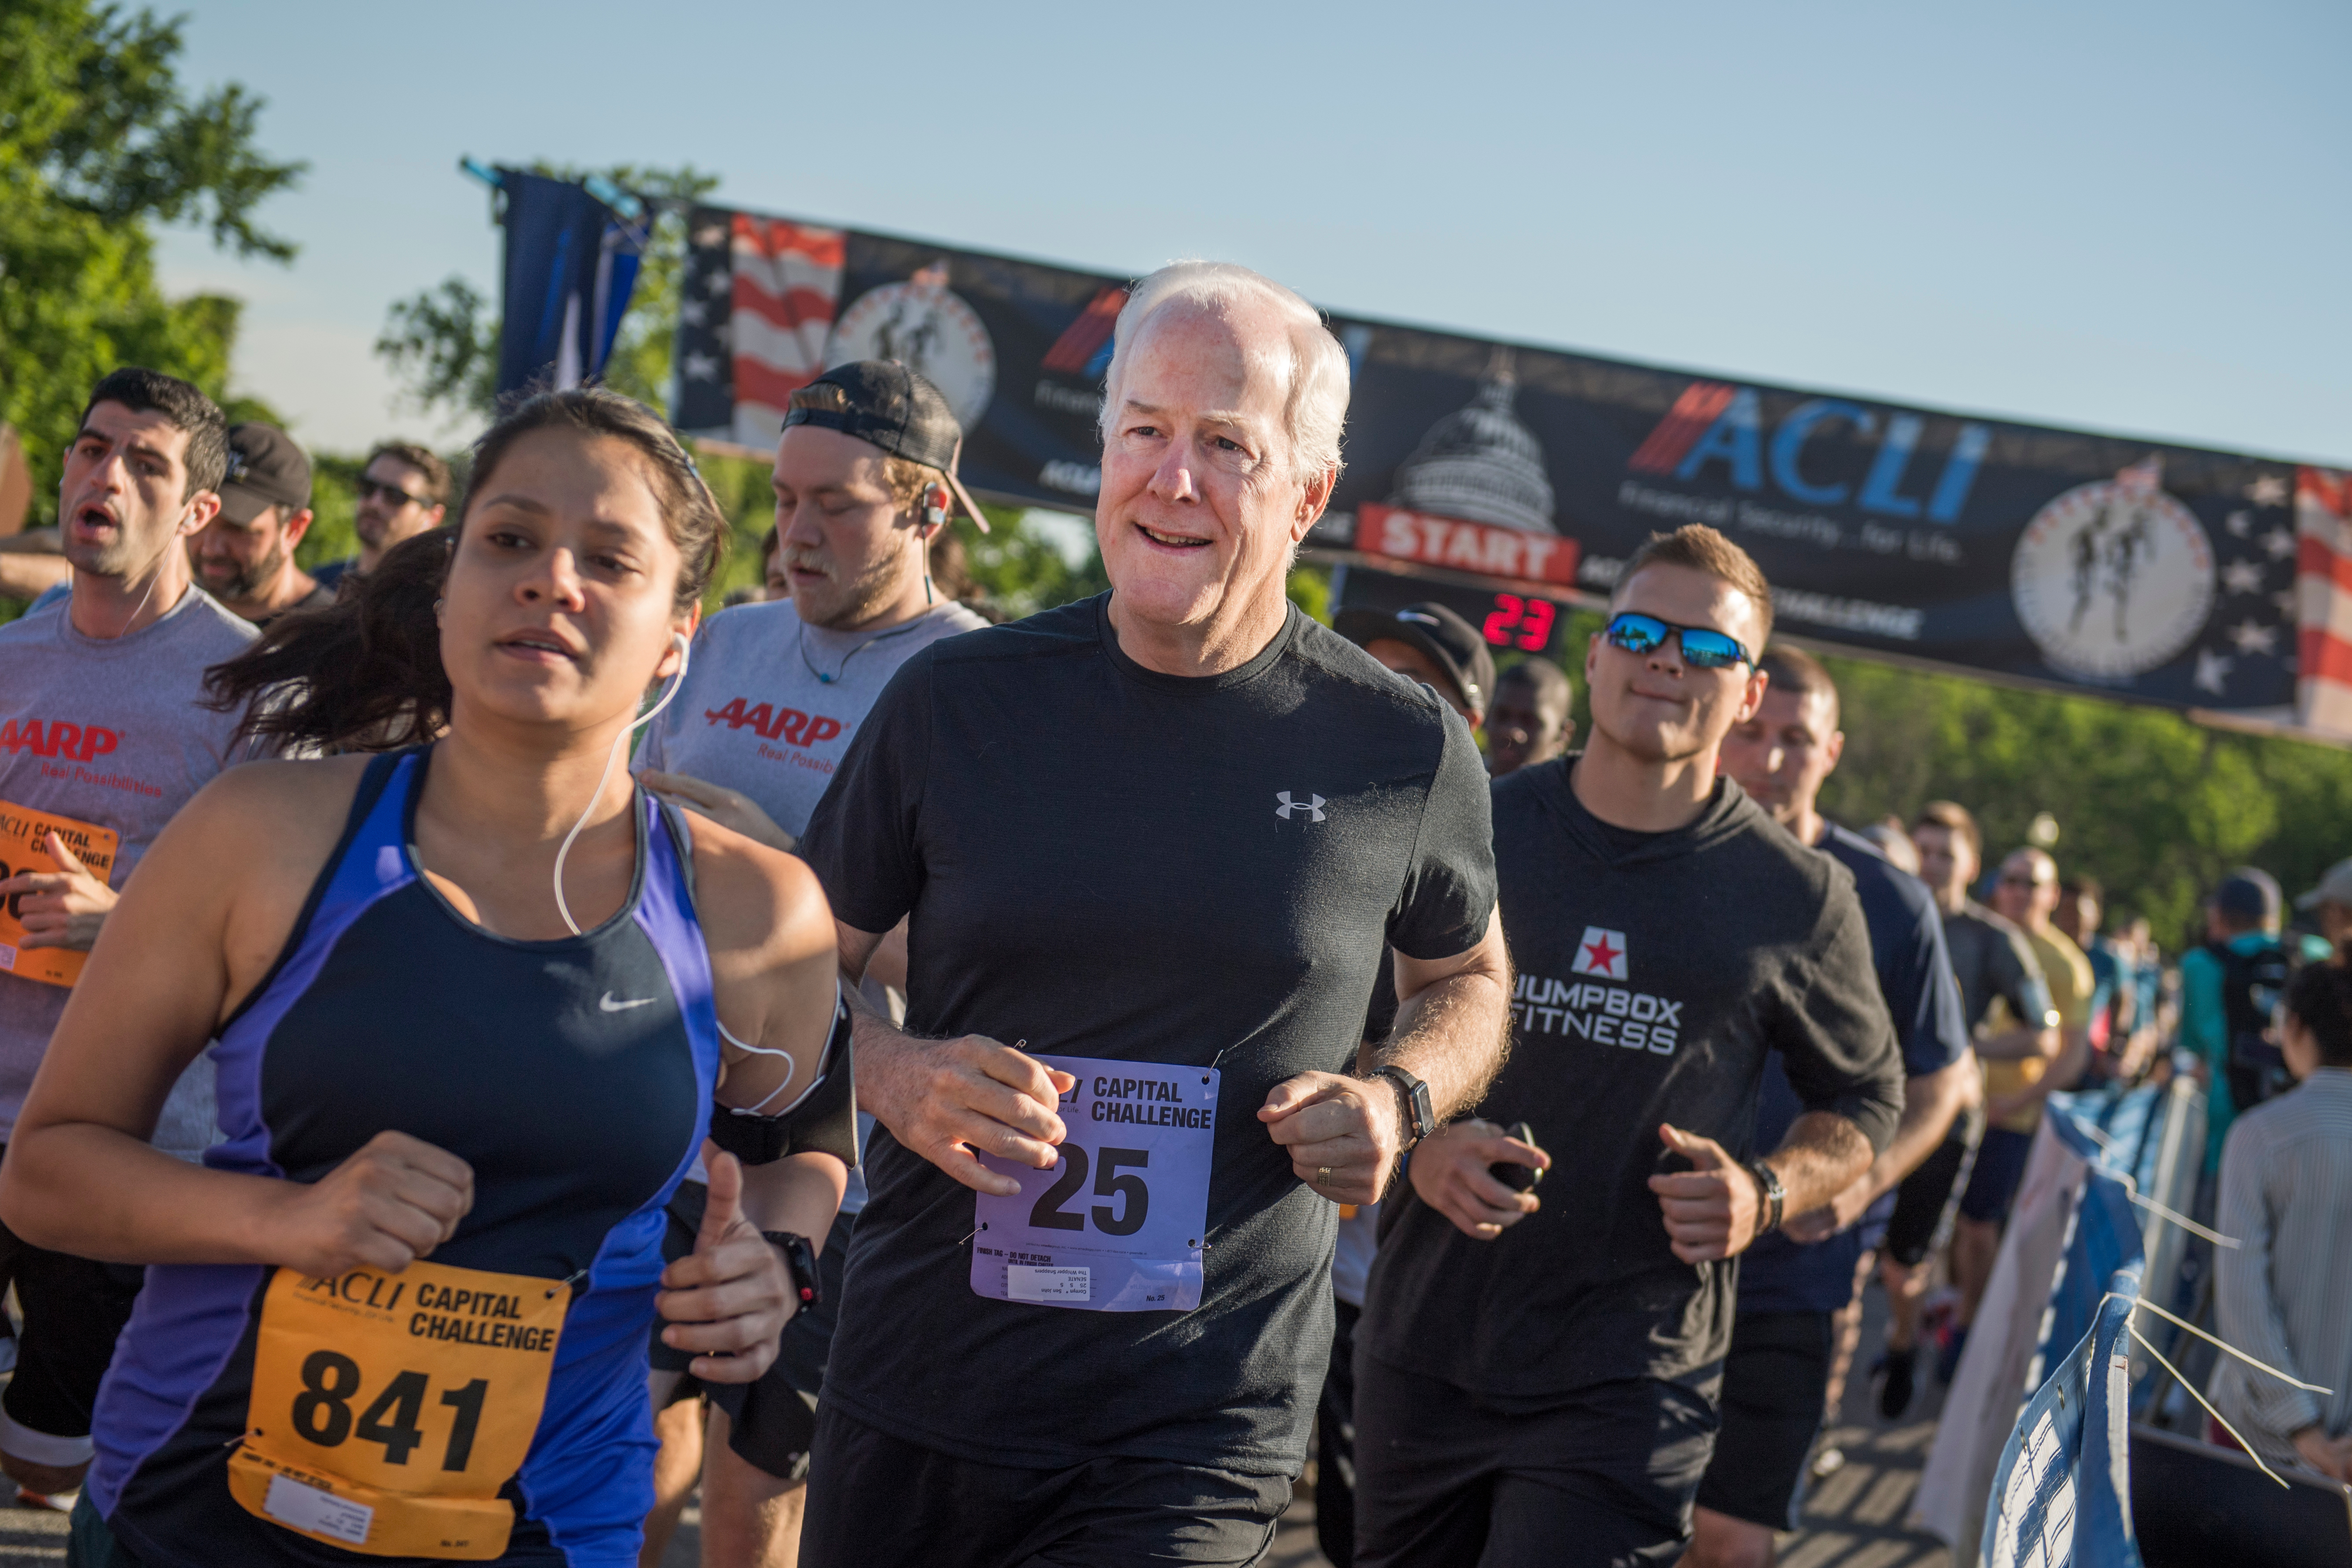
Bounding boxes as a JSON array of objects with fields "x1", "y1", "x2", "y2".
[{"x1": 671, "y1": 206, "x2": 2316, "y2": 716}]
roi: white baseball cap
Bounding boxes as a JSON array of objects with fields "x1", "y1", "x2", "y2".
[{"x1": 2295, "y1": 857, "x2": 2352, "y2": 910}]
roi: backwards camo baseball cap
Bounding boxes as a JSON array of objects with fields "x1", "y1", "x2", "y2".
[{"x1": 782, "y1": 361, "x2": 989, "y2": 531}]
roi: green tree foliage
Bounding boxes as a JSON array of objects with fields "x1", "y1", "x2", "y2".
[
  {"x1": 1812, "y1": 654, "x2": 2352, "y2": 948},
  {"x1": 0, "y1": 0, "x2": 303, "y2": 527},
  {"x1": 376, "y1": 164, "x2": 718, "y2": 421},
  {"x1": 1519, "y1": 617, "x2": 2352, "y2": 949}
]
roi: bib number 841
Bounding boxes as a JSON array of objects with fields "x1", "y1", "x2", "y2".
[
  {"x1": 1027, "y1": 1145, "x2": 1149, "y2": 1237},
  {"x1": 288, "y1": 1350, "x2": 490, "y2": 1472}
]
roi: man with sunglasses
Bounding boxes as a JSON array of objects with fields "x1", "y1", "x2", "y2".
[
  {"x1": 1357, "y1": 525, "x2": 1902, "y2": 1568},
  {"x1": 310, "y1": 441, "x2": 449, "y2": 593}
]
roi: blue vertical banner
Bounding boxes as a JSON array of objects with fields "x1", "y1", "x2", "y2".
[{"x1": 495, "y1": 170, "x2": 645, "y2": 398}]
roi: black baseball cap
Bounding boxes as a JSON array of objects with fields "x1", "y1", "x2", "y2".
[
  {"x1": 218, "y1": 424, "x2": 311, "y2": 524},
  {"x1": 783, "y1": 361, "x2": 988, "y2": 531},
  {"x1": 2211, "y1": 868, "x2": 2282, "y2": 927},
  {"x1": 1334, "y1": 601, "x2": 1497, "y2": 717}
]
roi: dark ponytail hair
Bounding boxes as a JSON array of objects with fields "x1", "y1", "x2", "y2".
[
  {"x1": 206, "y1": 387, "x2": 726, "y2": 753},
  {"x1": 2282, "y1": 955, "x2": 2352, "y2": 1069}
]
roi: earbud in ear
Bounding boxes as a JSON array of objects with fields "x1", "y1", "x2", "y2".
[{"x1": 924, "y1": 486, "x2": 948, "y2": 530}]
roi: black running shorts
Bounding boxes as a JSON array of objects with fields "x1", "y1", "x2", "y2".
[
  {"x1": 1692, "y1": 1311, "x2": 1836, "y2": 1531},
  {"x1": 799, "y1": 1402, "x2": 1292, "y2": 1568},
  {"x1": 1353, "y1": 1355, "x2": 1718, "y2": 1568},
  {"x1": 0, "y1": 1212, "x2": 144, "y2": 1471}
]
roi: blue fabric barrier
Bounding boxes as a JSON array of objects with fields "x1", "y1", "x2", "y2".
[{"x1": 1982, "y1": 1262, "x2": 2146, "y2": 1568}]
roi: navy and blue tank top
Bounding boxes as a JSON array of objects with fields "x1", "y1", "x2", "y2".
[{"x1": 89, "y1": 749, "x2": 720, "y2": 1567}]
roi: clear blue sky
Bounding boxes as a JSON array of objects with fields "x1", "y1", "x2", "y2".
[{"x1": 154, "y1": 0, "x2": 2351, "y2": 464}]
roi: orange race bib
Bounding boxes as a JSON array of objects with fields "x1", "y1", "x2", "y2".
[
  {"x1": 229, "y1": 1260, "x2": 569, "y2": 1560},
  {"x1": 0, "y1": 799, "x2": 117, "y2": 988}
]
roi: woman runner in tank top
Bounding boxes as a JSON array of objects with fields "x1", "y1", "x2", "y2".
[{"x1": 0, "y1": 389, "x2": 848, "y2": 1568}]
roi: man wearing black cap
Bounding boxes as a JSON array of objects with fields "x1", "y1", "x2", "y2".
[
  {"x1": 1335, "y1": 601, "x2": 1495, "y2": 728},
  {"x1": 187, "y1": 423, "x2": 330, "y2": 624},
  {"x1": 632, "y1": 361, "x2": 991, "y2": 1568}
]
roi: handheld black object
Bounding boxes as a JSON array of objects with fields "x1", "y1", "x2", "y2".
[{"x1": 1489, "y1": 1121, "x2": 1545, "y2": 1193}]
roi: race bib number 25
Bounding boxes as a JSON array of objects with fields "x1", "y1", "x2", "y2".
[
  {"x1": 228, "y1": 1260, "x2": 567, "y2": 1560},
  {"x1": 970, "y1": 1054, "x2": 1218, "y2": 1313}
]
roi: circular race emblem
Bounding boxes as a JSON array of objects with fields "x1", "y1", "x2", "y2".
[
  {"x1": 2011, "y1": 461, "x2": 2214, "y2": 679},
  {"x1": 827, "y1": 265, "x2": 997, "y2": 430}
]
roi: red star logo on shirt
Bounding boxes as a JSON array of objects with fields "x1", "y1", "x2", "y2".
[{"x1": 1570, "y1": 926, "x2": 1629, "y2": 980}]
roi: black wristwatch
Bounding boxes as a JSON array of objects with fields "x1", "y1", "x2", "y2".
[
  {"x1": 1369, "y1": 1065, "x2": 1434, "y2": 1151},
  {"x1": 1743, "y1": 1161, "x2": 1785, "y2": 1242},
  {"x1": 761, "y1": 1230, "x2": 822, "y2": 1310}
]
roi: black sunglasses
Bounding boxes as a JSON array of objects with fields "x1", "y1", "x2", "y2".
[
  {"x1": 355, "y1": 477, "x2": 432, "y2": 509},
  {"x1": 1602, "y1": 612, "x2": 1752, "y2": 670}
]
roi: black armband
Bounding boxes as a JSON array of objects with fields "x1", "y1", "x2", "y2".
[{"x1": 708, "y1": 990, "x2": 859, "y2": 1167}]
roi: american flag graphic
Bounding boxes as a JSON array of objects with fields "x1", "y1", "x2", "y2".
[
  {"x1": 2296, "y1": 468, "x2": 2352, "y2": 736},
  {"x1": 672, "y1": 207, "x2": 846, "y2": 446}
]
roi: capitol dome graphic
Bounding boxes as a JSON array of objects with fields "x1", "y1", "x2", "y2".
[{"x1": 1388, "y1": 350, "x2": 1558, "y2": 535}]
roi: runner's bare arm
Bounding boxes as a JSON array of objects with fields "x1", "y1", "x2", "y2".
[
  {"x1": 1408, "y1": 1118, "x2": 1550, "y2": 1240},
  {"x1": 0, "y1": 759, "x2": 477, "y2": 1277},
  {"x1": 1648, "y1": 1111, "x2": 1874, "y2": 1264},
  {"x1": 656, "y1": 1149, "x2": 841, "y2": 1384},
  {"x1": 835, "y1": 919, "x2": 1071, "y2": 1198},
  {"x1": 689, "y1": 815, "x2": 841, "y2": 1114},
  {"x1": 863, "y1": 916, "x2": 911, "y2": 993},
  {"x1": 639, "y1": 770, "x2": 794, "y2": 854},
  {"x1": 1260, "y1": 906, "x2": 1514, "y2": 1207},
  {"x1": 1974, "y1": 1019, "x2": 2060, "y2": 1061},
  {"x1": 1783, "y1": 1053, "x2": 1976, "y2": 1242}
]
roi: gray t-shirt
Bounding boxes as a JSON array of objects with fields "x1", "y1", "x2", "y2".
[
  {"x1": 0, "y1": 586, "x2": 259, "y2": 1149},
  {"x1": 638, "y1": 595, "x2": 987, "y2": 1210},
  {"x1": 639, "y1": 597, "x2": 989, "y2": 844}
]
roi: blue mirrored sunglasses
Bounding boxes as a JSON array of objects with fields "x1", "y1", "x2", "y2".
[{"x1": 1602, "y1": 612, "x2": 1752, "y2": 670}]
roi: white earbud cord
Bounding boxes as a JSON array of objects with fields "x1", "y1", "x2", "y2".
[{"x1": 553, "y1": 631, "x2": 693, "y2": 937}]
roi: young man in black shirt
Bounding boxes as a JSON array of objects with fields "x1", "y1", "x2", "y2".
[
  {"x1": 1356, "y1": 526, "x2": 1905, "y2": 1568},
  {"x1": 795, "y1": 262, "x2": 1513, "y2": 1568},
  {"x1": 1686, "y1": 646, "x2": 1972, "y2": 1567}
]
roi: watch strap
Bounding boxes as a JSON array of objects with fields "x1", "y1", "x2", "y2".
[
  {"x1": 1743, "y1": 1160, "x2": 1785, "y2": 1241},
  {"x1": 1370, "y1": 1065, "x2": 1434, "y2": 1151},
  {"x1": 760, "y1": 1230, "x2": 823, "y2": 1309}
]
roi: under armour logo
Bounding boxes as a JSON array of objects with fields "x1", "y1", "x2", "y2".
[{"x1": 1275, "y1": 792, "x2": 1326, "y2": 823}]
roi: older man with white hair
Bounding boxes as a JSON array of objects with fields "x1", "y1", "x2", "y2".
[{"x1": 792, "y1": 262, "x2": 1513, "y2": 1566}]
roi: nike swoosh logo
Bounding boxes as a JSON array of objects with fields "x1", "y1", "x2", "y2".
[{"x1": 599, "y1": 992, "x2": 657, "y2": 1013}]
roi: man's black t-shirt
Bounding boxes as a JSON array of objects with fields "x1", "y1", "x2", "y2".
[
  {"x1": 798, "y1": 594, "x2": 1496, "y2": 1474},
  {"x1": 1361, "y1": 758, "x2": 1903, "y2": 1400},
  {"x1": 1943, "y1": 900, "x2": 2051, "y2": 1030}
]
